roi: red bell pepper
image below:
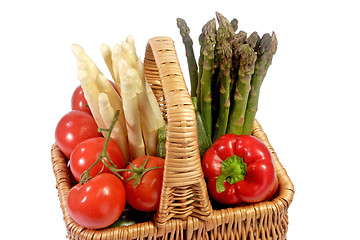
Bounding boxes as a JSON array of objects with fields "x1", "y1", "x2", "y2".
[{"x1": 202, "y1": 134, "x2": 278, "y2": 205}]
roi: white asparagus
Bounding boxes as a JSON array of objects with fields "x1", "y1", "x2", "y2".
[
  {"x1": 77, "y1": 70, "x2": 107, "y2": 133},
  {"x1": 98, "y1": 92, "x2": 130, "y2": 164},
  {"x1": 119, "y1": 60, "x2": 145, "y2": 159},
  {"x1": 111, "y1": 44, "x2": 124, "y2": 91},
  {"x1": 131, "y1": 67, "x2": 158, "y2": 156},
  {"x1": 136, "y1": 58, "x2": 165, "y2": 129},
  {"x1": 121, "y1": 41, "x2": 137, "y2": 68},
  {"x1": 126, "y1": 35, "x2": 137, "y2": 60},
  {"x1": 96, "y1": 74, "x2": 127, "y2": 135},
  {"x1": 72, "y1": 44, "x2": 102, "y2": 79},
  {"x1": 100, "y1": 43, "x2": 116, "y2": 81}
]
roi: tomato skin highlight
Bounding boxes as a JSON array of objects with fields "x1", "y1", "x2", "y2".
[
  {"x1": 122, "y1": 156, "x2": 164, "y2": 212},
  {"x1": 66, "y1": 173, "x2": 126, "y2": 229},
  {"x1": 70, "y1": 137, "x2": 125, "y2": 182}
]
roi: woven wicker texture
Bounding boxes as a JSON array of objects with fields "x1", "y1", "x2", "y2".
[{"x1": 51, "y1": 36, "x2": 294, "y2": 240}]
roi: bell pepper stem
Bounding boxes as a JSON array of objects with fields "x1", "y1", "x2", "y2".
[{"x1": 216, "y1": 155, "x2": 247, "y2": 193}]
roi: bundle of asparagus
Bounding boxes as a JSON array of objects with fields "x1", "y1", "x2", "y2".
[
  {"x1": 72, "y1": 35, "x2": 165, "y2": 164},
  {"x1": 177, "y1": 12, "x2": 277, "y2": 143}
]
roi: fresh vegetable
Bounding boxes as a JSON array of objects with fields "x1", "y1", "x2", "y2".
[
  {"x1": 192, "y1": 97, "x2": 212, "y2": 158},
  {"x1": 71, "y1": 85, "x2": 92, "y2": 115},
  {"x1": 199, "y1": 18, "x2": 216, "y2": 139},
  {"x1": 118, "y1": 60, "x2": 146, "y2": 159},
  {"x1": 242, "y1": 32, "x2": 278, "y2": 135},
  {"x1": 176, "y1": 18, "x2": 198, "y2": 97},
  {"x1": 72, "y1": 43, "x2": 129, "y2": 163},
  {"x1": 55, "y1": 110, "x2": 101, "y2": 158},
  {"x1": 177, "y1": 12, "x2": 277, "y2": 140},
  {"x1": 69, "y1": 137, "x2": 125, "y2": 182},
  {"x1": 72, "y1": 35, "x2": 164, "y2": 162},
  {"x1": 202, "y1": 134, "x2": 278, "y2": 205},
  {"x1": 121, "y1": 156, "x2": 164, "y2": 212},
  {"x1": 66, "y1": 173, "x2": 126, "y2": 229},
  {"x1": 227, "y1": 44, "x2": 257, "y2": 135},
  {"x1": 71, "y1": 81, "x2": 119, "y2": 115},
  {"x1": 156, "y1": 124, "x2": 167, "y2": 158}
]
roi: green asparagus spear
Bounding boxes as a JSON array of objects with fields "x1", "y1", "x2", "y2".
[
  {"x1": 176, "y1": 18, "x2": 199, "y2": 98},
  {"x1": 199, "y1": 18, "x2": 216, "y2": 139},
  {"x1": 213, "y1": 41, "x2": 232, "y2": 141},
  {"x1": 247, "y1": 31, "x2": 261, "y2": 51},
  {"x1": 215, "y1": 12, "x2": 235, "y2": 38},
  {"x1": 242, "y1": 32, "x2": 278, "y2": 135},
  {"x1": 227, "y1": 44, "x2": 257, "y2": 135},
  {"x1": 231, "y1": 18, "x2": 238, "y2": 32},
  {"x1": 230, "y1": 31, "x2": 248, "y2": 95}
]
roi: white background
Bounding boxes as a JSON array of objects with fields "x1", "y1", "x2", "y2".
[{"x1": 1, "y1": 0, "x2": 359, "y2": 239}]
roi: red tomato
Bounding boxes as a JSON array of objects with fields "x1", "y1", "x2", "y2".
[
  {"x1": 122, "y1": 156, "x2": 164, "y2": 212},
  {"x1": 55, "y1": 110, "x2": 101, "y2": 158},
  {"x1": 71, "y1": 85, "x2": 91, "y2": 114},
  {"x1": 70, "y1": 137, "x2": 125, "y2": 182},
  {"x1": 66, "y1": 173, "x2": 126, "y2": 229},
  {"x1": 71, "y1": 81, "x2": 119, "y2": 114}
]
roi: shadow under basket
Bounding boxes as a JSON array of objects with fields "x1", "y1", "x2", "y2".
[{"x1": 51, "y1": 36, "x2": 294, "y2": 240}]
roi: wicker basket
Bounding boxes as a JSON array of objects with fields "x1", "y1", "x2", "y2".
[{"x1": 51, "y1": 36, "x2": 294, "y2": 240}]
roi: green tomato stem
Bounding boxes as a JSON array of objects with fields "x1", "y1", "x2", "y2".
[
  {"x1": 80, "y1": 110, "x2": 122, "y2": 184},
  {"x1": 116, "y1": 157, "x2": 162, "y2": 188}
]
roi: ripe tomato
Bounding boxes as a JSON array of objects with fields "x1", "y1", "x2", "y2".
[
  {"x1": 66, "y1": 173, "x2": 126, "y2": 229},
  {"x1": 122, "y1": 156, "x2": 164, "y2": 212},
  {"x1": 70, "y1": 137, "x2": 125, "y2": 182},
  {"x1": 71, "y1": 81, "x2": 119, "y2": 115},
  {"x1": 55, "y1": 110, "x2": 101, "y2": 158},
  {"x1": 71, "y1": 85, "x2": 91, "y2": 114}
]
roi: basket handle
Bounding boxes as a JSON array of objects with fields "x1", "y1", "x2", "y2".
[{"x1": 144, "y1": 36, "x2": 212, "y2": 228}]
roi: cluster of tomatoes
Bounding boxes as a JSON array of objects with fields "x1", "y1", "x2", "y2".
[{"x1": 55, "y1": 82, "x2": 165, "y2": 229}]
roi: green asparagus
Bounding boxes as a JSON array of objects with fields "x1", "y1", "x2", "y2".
[
  {"x1": 213, "y1": 41, "x2": 232, "y2": 141},
  {"x1": 227, "y1": 44, "x2": 257, "y2": 135},
  {"x1": 199, "y1": 18, "x2": 216, "y2": 139},
  {"x1": 242, "y1": 32, "x2": 278, "y2": 135},
  {"x1": 177, "y1": 18, "x2": 199, "y2": 98},
  {"x1": 247, "y1": 31, "x2": 261, "y2": 51}
]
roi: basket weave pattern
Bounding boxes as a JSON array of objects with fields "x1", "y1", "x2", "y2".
[{"x1": 51, "y1": 36, "x2": 294, "y2": 240}]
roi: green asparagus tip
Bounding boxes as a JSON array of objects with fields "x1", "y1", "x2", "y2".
[
  {"x1": 247, "y1": 32, "x2": 260, "y2": 51},
  {"x1": 176, "y1": 18, "x2": 190, "y2": 37}
]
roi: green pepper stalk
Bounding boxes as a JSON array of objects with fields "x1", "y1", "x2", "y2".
[
  {"x1": 213, "y1": 41, "x2": 232, "y2": 141},
  {"x1": 242, "y1": 32, "x2": 278, "y2": 135},
  {"x1": 227, "y1": 44, "x2": 257, "y2": 135},
  {"x1": 176, "y1": 18, "x2": 199, "y2": 97},
  {"x1": 199, "y1": 18, "x2": 216, "y2": 139}
]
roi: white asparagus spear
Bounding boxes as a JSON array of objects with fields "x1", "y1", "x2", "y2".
[
  {"x1": 98, "y1": 92, "x2": 130, "y2": 164},
  {"x1": 121, "y1": 41, "x2": 137, "y2": 68},
  {"x1": 77, "y1": 70, "x2": 107, "y2": 133},
  {"x1": 119, "y1": 60, "x2": 145, "y2": 160},
  {"x1": 131, "y1": 67, "x2": 158, "y2": 156},
  {"x1": 100, "y1": 43, "x2": 116, "y2": 81},
  {"x1": 72, "y1": 44, "x2": 102, "y2": 79},
  {"x1": 111, "y1": 44, "x2": 124, "y2": 91},
  {"x1": 136, "y1": 58, "x2": 165, "y2": 129},
  {"x1": 96, "y1": 74, "x2": 127, "y2": 135}
]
